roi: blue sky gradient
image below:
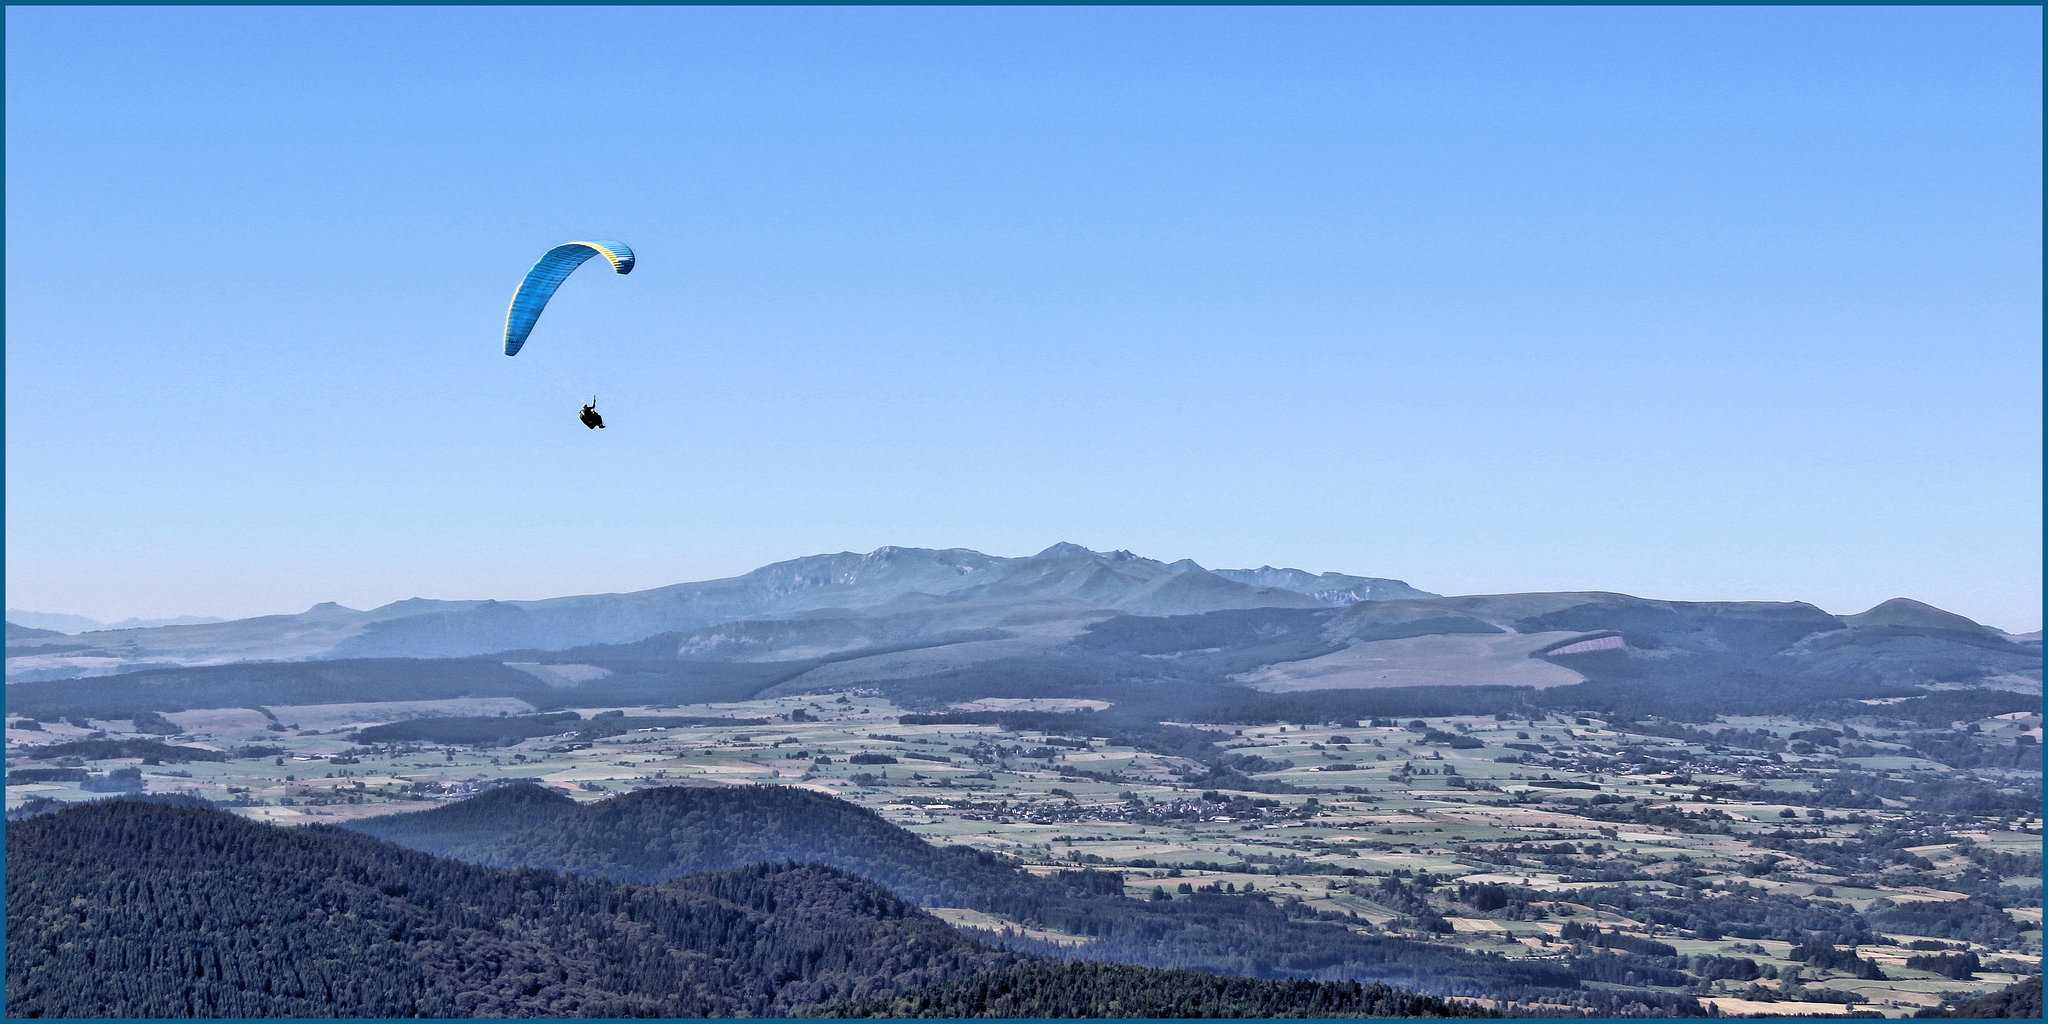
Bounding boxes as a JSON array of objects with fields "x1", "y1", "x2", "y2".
[{"x1": 6, "y1": 7, "x2": 2041, "y2": 630}]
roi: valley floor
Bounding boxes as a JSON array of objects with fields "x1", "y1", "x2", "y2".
[{"x1": 8, "y1": 691, "x2": 2041, "y2": 1017}]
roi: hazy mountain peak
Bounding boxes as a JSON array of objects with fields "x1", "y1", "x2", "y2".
[
  {"x1": 1843, "y1": 597, "x2": 1990, "y2": 634},
  {"x1": 5, "y1": 609, "x2": 228, "y2": 634},
  {"x1": 1033, "y1": 541, "x2": 1101, "y2": 560},
  {"x1": 6, "y1": 621, "x2": 67, "y2": 641},
  {"x1": 7, "y1": 542, "x2": 1440, "y2": 676},
  {"x1": 5, "y1": 610, "x2": 107, "y2": 634}
]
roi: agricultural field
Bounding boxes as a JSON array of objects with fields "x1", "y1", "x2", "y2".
[{"x1": 7, "y1": 692, "x2": 2040, "y2": 1017}]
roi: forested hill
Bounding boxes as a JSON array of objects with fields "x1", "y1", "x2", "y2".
[
  {"x1": 342, "y1": 784, "x2": 1672, "y2": 1008},
  {"x1": 343, "y1": 781, "x2": 1057, "y2": 908},
  {"x1": 4, "y1": 799, "x2": 1491, "y2": 1019},
  {"x1": 5, "y1": 798, "x2": 999, "y2": 1017}
]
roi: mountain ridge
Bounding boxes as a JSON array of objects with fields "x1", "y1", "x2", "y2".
[
  {"x1": 8, "y1": 545, "x2": 2029, "y2": 701},
  {"x1": 4, "y1": 543, "x2": 1432, "y2": 680}
]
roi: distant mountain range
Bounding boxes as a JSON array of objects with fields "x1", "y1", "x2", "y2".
[
  {"x1": 4, "y1": 544, "x2": 1434, "y2": 682},
  {"x1": 6, "y1": 541, "x2": 2038, "y2": 731},
  {"x1": 7, "y1": 545, "x2": 2039, "y2": 718},
  {"x1": 4, "y1": 609, "x2": 225, "y2": 634}
]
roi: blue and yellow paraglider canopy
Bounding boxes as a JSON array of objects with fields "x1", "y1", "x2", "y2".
[{"x1": 503, "y1": 240, "x2": 635, "y2": 356}]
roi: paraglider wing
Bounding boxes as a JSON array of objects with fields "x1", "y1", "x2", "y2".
[{"x1": 502, "y1": 240, "x2": 635, "y2": 356}]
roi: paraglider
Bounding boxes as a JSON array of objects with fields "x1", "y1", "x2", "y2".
[
  {"x1": 502, "y1": 240, "x2": 634, "y2": 427},
  {"x1": 502, "y1": 240, "x2": 635, "y2": 356}
]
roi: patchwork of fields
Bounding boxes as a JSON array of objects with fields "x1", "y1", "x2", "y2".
[{"x1": 7, "y1": 691, "x2": 2040, "y2": 1017}]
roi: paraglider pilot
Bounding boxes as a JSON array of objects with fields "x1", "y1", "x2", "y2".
[{"x1": 579, "y1": 398, "x2": 605, "y2": 429}]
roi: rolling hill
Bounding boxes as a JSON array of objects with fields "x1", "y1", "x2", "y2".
[
  {"x1": 343, "y1": 781, "x2": 1053, "y2": 908},
  {"x1": 340, "y1": 782, "x2": 1600, "y2": 1000}
]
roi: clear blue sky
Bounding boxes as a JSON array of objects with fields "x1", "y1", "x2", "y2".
[{"x1": 7, "y1": 7, "x2": 2041, "y2": 631}]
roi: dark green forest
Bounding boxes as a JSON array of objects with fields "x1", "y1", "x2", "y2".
[
  {"x1": 817, "y1": 960, "x2": 1498, "y2": 1018},
  {"x1": 5, "y1": 799, "x2": 1492, "y2": 1019}
]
